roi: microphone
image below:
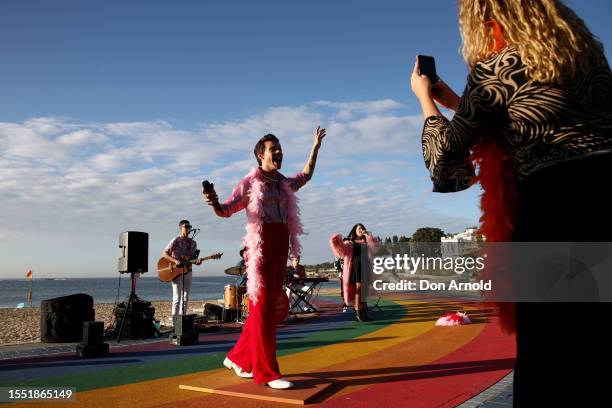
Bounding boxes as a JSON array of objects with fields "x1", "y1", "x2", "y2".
[
  {"x1": 202, "y1": 179, "x2": 223, "y2": 213},
  {"x1": 202, "y1": 180, "x2": 214, "y2": 194}
]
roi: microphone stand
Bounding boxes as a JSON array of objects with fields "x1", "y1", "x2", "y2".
[{"x1": 371, "y1": 293, "x2": 384, "y2": 312}]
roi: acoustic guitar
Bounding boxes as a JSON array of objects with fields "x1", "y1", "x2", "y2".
[{"x1": 157, "y1": 252, "x2": 223, "y2": 282}]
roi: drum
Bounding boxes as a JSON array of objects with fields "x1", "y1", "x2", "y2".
[{"x1": 224, "y1": 284, "x2": 239, "y2": 309}]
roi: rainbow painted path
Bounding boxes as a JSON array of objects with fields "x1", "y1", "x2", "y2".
[{"x1": 0, "y1": 298, "x2": 515, "y2": 407}]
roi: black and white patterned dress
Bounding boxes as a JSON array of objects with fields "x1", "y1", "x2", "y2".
[{"x1": 422, "y1": 46, "x2": 612, "y2": 193}]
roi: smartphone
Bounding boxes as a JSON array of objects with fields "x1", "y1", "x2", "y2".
[{"x1": 417, "y1": 55, "x2": 438, "y2": 84}]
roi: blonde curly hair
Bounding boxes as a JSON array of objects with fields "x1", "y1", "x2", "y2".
[{"x1": 459, "y1": 0, "x2": 605, "y2": 83}]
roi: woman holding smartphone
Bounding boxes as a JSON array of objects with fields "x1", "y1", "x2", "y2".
[
  {"x1": 410, "y1": 0, "x2": 612, "y2": 405},
  {"x1": 329, "y1": 224, "x2": 381, "y2": 322}
]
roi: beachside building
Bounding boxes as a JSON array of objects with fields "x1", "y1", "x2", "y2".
[{"x1": 441, "y1": 227, "x2": 484, "y2": 258}]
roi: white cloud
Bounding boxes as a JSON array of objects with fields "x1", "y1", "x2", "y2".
[
  {"x1": 90, "y1": 149, "x2": 134, "y2": 171},
  {"x1": 0, "y1": 123, "x2": 67, "y2": 161},
  {"x1": 104, "y1": 120, "x2": 172, "y2": 136},
  {"x1": 314, "y1": 99, "x2": 405, "y2": 119},
  {"x1": 0, "y1": 100, "x2": 481, "y2": 277},
  {"x1": 23, "y1": 117, "x2": 71, "y2": 135},
  {"x1": 57, "y1": 129, "x2": 108, "y2": 146}
]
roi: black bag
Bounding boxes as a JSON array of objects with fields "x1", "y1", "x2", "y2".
[{"x1": 203, "y1": 303, "x2": 223, "y2": 321}]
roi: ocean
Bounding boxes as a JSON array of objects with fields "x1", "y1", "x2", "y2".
[{"x1": 0, "y1": 276, "x2": 339, "y2": 308}]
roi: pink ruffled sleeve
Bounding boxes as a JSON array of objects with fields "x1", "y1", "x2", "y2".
[
  {"x1": 287, "y1": 172, "x2": 309, "y2": 192},
  {"x1": 329, "y1": 233, "x2": 352, "y2": 258},
  {"x1": 365, "y1": 234, "x2": 381, "y2": 258},
  {"x1": 217, "y1": 179, "x2": 249, "y2": 217}
]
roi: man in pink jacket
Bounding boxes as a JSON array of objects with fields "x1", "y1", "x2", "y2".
[{"x1": 203, "y1": 127, "x2": 326, "y2": 389}]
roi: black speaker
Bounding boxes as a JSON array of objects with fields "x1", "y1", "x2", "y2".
[
  {"x1": 118, "y1": 231, "x2": 148, "y2": 273},
  {"x1": 82, "y1": 321, "x2": 104, "y2": 346},
  {"x1": 175, "y1": 314, "x2": 196, "y2": 336},
  {"x1": 169, "y1": 333, "x2": 198, "y2": 346},
  {"x1": 40, "y1": 294, "x2": 95, "y2": 343},
  {"x1": 77, "y1": 321, "x2": 108, "y2": 358}
]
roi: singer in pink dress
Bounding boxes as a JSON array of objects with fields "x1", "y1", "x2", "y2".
[{"x1": 330, "y1": 223, "x2": 381, "y2": 322}]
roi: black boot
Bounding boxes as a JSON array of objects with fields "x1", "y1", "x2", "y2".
[{"x1": 355, "y1": 308, "x2": 363, "y2": 322}]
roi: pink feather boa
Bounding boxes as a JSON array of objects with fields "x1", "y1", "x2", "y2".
[
  {"x1": 435, "y1": 311, "x2": 471, "y2": 326},
  {"x1": 240, "y1": 168, "x2": 303, "y2": 304}
]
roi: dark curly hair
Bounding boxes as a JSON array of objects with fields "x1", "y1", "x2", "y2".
[{"x1": 253, "y1": 134, "x2": 279, "y2": 165}]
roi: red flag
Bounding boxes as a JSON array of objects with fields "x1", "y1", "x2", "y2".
[{"x1": 26, "y1": 270, "x2": 33, "y2": 280}]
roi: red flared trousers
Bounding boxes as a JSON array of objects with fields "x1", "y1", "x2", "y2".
[{"x1": 227, "y1": 223, "x2": 289, "y2": 384}]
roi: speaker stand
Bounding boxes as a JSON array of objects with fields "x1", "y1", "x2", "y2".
[{"x1": 116, "y1": 272, "x2": 159, "y2": 342}]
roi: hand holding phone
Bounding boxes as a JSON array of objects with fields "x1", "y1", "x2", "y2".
[{"x1": 417, "y1": 55, "x2": 438, "y2": 84}]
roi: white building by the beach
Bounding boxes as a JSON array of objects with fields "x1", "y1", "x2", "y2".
[{"x1": 441, "y1": 227, "x2": 484, "y2": 258}]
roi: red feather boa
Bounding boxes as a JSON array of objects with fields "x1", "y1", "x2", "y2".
[{"x1": 471, "y1": 137, "x2": 518, "y2": 335}]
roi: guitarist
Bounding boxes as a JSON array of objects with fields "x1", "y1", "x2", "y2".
[{"x1": 162, "y1": 219, "x2": 202, "y2": 327}]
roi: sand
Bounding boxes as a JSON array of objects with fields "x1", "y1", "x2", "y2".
[
  {"x1": 0, "y1": 300, "x2": 211, "y2": 346},
  {"x1": 0, "y1": 286, "x2": 342, "y2": 347}
]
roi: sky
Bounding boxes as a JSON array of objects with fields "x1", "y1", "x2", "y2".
[{"x1": 1, "y1": 0, "x2": 611, "y2": 278}]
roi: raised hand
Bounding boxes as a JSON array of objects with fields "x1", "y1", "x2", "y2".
[
  {"x1": 314, "y1": 126, "x2": 326, "y2": 147},
  {"x1": 411, "y1": 58, "x2": 432, "y2": 101}
]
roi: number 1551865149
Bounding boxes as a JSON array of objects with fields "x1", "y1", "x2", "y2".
[{"x1": 0, "y1": 387, "x2": 75, "y2": 402}]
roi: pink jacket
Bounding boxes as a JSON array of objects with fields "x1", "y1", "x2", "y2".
[
  {"x1": 329, "y1": 233, "x2": 381, "y2": 305},
  {"x1": 219, "y1": 167, "x2": 304, "y2": 304}
]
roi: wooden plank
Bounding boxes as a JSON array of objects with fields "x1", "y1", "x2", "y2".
[{"x1": 180, "y1": 376, "x2": 336, "y2": 405}]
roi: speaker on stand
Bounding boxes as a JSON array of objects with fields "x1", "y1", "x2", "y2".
[{"x1": 116, "y1": 231, "x2": 158, "y2": 342}]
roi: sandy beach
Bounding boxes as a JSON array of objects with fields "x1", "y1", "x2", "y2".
[
  {"x1": 0, "y1": 300, "x2": 212, "y2": 346},
  {"x1": 0, "y1": 287, "x2": 342, "y2": 347}
]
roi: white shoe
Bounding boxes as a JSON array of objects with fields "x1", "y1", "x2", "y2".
[
  {"x1": 223, "y1": 357, "x2": 253, "y2": 378},
  {"x1": 267, "y1": 378, "x2": 294, "y2": 389}
]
